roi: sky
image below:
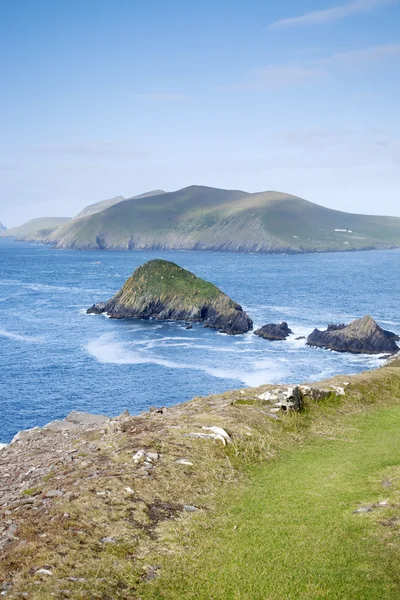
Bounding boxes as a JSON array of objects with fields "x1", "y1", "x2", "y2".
[{"x1": 0, "y1": 0, "x2": 399, "y2": 226}]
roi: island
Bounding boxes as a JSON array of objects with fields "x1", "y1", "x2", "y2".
[
  {"x1": 307, "y1": 315, "x2": 399, "y2": 354},
  {"x1": 87, "y1": 259, "x2": 253, "y2": 335}
]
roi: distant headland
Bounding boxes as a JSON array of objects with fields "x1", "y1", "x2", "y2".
[{"x1": 2, "y1": 185, "x2": 400, "y2": 254}]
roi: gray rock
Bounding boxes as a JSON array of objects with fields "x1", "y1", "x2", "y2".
[
  {"x1": 254, "y1": 322, "x2": 293, "y2": 341},
  {"x1": 257, "y1": 386, "x2": 303, "y2": 412},
  {"x1": 64, "y1": 411, "x2": 111, "y2": 426},
  {"x1": 307, "y1": 316, "x2": 399, "y2": 354},
  {"x1": 183, "y1": 505, "x2": 199, "y2": 512},
  {"x1": 45, "y1": 490, "x2": 63, "y2": 498}
]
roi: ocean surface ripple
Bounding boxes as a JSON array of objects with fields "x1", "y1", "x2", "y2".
[{"x1": 1, "y1": 239, "x2": 399, "y2": 442}]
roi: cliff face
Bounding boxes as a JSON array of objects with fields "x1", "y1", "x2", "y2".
[
  {"x1": 307, "y1": 316, "x2": 399, "y2": 354},
  {"x1": 87, "y1": 259, "x2": 253, "y2": 335}
]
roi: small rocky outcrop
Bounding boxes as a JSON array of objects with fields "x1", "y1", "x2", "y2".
[
  {"x1": 87, "y1": 259, "x2": 253, "y2": 335},
  {"x1": 307, "y1": 316, "x2": 399, "y2": 355},
  {"x1": 254, "y1": 322, "x2": 293, "y2": 341},
  {"x1": 0, "y1": 223, "x2": 6, "y2": 232}
]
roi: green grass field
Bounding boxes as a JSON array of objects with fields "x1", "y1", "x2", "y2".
[{"x1": 138, "y1": 404, "x2": 400, "y2": 600}]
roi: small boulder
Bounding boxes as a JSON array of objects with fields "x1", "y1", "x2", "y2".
[{"x1": 254, "y1": 322, "x2": 293, "y2": 341}]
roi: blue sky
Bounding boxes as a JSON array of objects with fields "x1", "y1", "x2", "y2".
[{"x1": 0, "y1": 0, "x2": 399, "y2": 225}]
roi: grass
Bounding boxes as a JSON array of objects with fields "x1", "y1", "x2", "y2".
[
  {"x1": 1, "y1": 369, "x2": 399, "y2": 598},
  {"x1": 112, "y1": 259, "x2": 231, "y2": 306},
  {"x1": 138, "y1": 404, "x2": 400, "y2": 600}
]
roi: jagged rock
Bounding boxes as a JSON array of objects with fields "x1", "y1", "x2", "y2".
[
  {"x1": 257, "y1": 386, "x2": 303, "y2": 411},
  {"x1": 307, "y1": 316, "x2": 399, "y2": 354},
  {"x1": 87, "y1": 259, "x2": 252, "y2": 335},
  {"x1": 254, "y1": 322, "x2": 293, "y2": 341}
]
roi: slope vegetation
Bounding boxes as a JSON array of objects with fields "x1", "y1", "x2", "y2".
[
  {"x1": 75, "y1": 190, "x2": 165, "y2": 218},
  {"x1": 47, "y1": 185, "x2": 400, "y2": 253},
  {"x1": 88, "y1": 259, "x2": 253, "y2": 334},
  {"x1": 0, "y1": 217, "x2": 71, "y2": 242},
  {"x1": 0, "y1": 362, "x2": 399, "y2": 598}
]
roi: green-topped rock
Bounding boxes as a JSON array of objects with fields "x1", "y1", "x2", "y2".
[{"x1": 87, "y1": 259, "x2": 253, "y2": 335}]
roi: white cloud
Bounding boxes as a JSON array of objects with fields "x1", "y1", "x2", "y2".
[
  {"x1": 223, "y1": 44, "x2": 400, "y2": 90},
  {"x1": 270, "y1": 0, "x2": 398, "y2": 28}
]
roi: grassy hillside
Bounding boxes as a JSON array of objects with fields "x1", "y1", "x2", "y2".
[
  {"x1": 0, "y1": 217, "x2": 71, "y2": 242},
  {"x1": 112, "y1": 259, "x2": 225, "y2": 307},
  {"x1": 75, "y1": 195, "x2": 126, "y2": 218},
  {"x1": 47, "y1": 185, "x2": 400, "y2": 253},
  {"x1": 75, "y1": 190, "x2": 165, "y2": 218}
]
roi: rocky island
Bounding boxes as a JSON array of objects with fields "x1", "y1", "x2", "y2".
[
  {"x1": 307, "y1": 315, "x2": 400, "y2": 354},
  {"x1": 87, "y1": 259, "x2": 253, "y2": 335},
  {"x1": 254, "y1": 322, "x2": 293, "y2": 341}
]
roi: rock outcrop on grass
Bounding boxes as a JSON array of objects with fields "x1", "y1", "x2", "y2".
[
  {"x1": 87, "y1": 259, "x2": 253, "y2": 335},
  {"x1": 254, "y1": 322, "x2": 293, "y2": 341},
  {"x1": 307, "y1": 315, "x2": 399, "y2": 354}
]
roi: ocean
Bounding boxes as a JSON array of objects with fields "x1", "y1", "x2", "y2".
[{"x1": 1, "y1": 239, "x2": 399, "y2": 443}]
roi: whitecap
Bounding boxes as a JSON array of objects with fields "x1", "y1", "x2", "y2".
[
  {"x1": 0, "y1": 328, "x2": 44, "y2": 343},
  {"x1": 85, "y1": 335, "x2": 287, "y2": 387}
]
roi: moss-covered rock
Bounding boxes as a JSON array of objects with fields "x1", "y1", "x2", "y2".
[{"x1": 87, "y1": 259, "x2": 253, "y2": 335}]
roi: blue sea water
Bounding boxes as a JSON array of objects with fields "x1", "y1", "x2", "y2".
[{"x1": 0, "y1": 239, "x2": 399, "y2": 443}]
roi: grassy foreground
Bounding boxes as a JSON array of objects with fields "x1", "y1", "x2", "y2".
[
  {"x1": 139, "y1": 404, "x2": 400, "y2": 600},
  {"x1": 1, "y1": 366, "x2": 399, "y2": 598}
]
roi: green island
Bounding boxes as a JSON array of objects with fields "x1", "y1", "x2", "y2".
[
  {"x1": 87, "y1": 259, "x2": 253, "y2": 335},
  {"x1": 4, "y1": 185, "x2": 400, "y2": 253},
  {"x1": 1, "y1": 358, "x2": 399, "y2": 598}
]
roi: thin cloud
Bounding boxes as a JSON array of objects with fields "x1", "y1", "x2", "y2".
[
  {"x1": 270, "y1": 0, "x2": 398, "y2": 28},
  {"x1": 222, "y1": 44, "x2": 400, "y2": 90}
]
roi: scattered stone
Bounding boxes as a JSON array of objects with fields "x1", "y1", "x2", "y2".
[
  {"x1": 202, "y1": 426, "x2": 232, "y2": 445},
  {"x1": 307, "y1": 316, "x2": 399, "y2": 354},
  {"x1": 35, "y1": 569, "x2": 53, "y2": 576},
  {"x1": 133, "y1": 450, "x2": 146, "y2": 463},
  {"x1": 257, "y1": 386, "x2": 303, "y2": 412},
  {"x1": 45, "y1": 490, "x2": 63, "y2": 498},
  {"x1": 187, "y1": 426, "x2": 232, "y2": 445},
  {"x1": 125, "y1": 487, "x2": 135, "y2": 495},
  {"x1": 353, "y1": 505, "x2": 374, "y2": 514},
  {"x1": 100, "y1": 537, "x2": 116, "y2": 544},
  {"x1": 254, "y1": 322, "x2": 293, "y2": 341},
  {"x1": 176, "y1": 459, "x2": 194, "y2": 466},
  {"x1": 183, "y1": 505, "x2": 199, "y2": 512},
  {"x1": 146, "y1": 452, "x2": 160, "y2": 461}
]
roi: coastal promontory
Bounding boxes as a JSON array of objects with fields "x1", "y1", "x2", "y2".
[
  {"x1": 307, "y1": 315, "x2": 399, "y2": 354},
  {"x1": 87, "y1": 259, "x2": 253, "y2": 335}
]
